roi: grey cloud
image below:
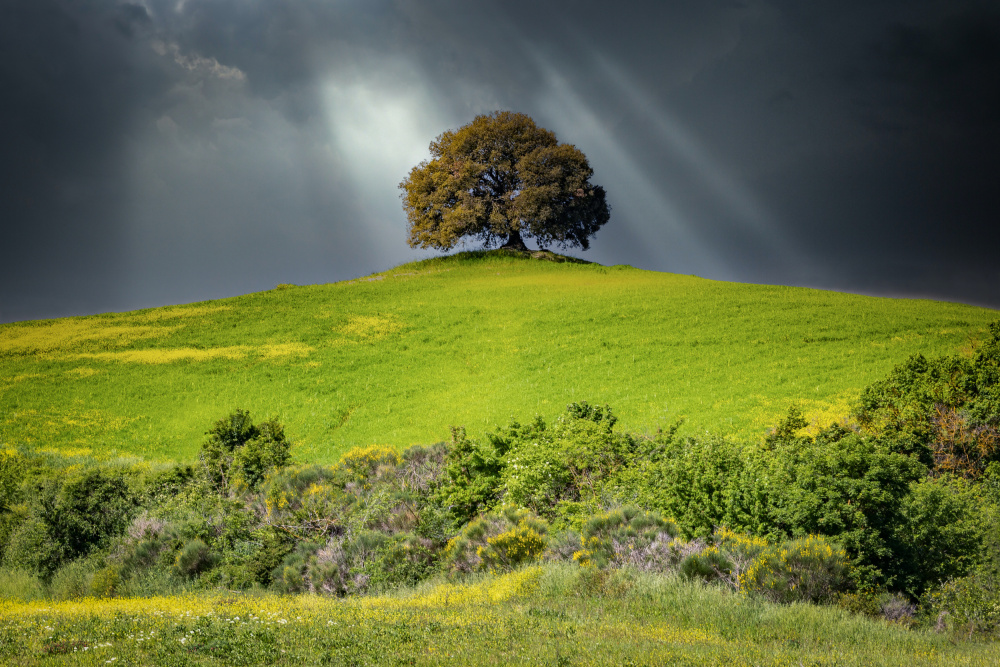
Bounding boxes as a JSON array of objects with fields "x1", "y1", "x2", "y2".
[{"x1": 2, "y1": 0, "x2": 998, "y2": 323}]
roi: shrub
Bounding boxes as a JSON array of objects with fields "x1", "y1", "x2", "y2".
[
  {"x1": 895, "y1": 475, "x2": 985, "y2": 596},
  {"x1": 0, "y1": 567, "x2": 45, "y2": 601},
  {"x1": 444, "y1": 508, "x2": 548, "y2": 574},
  {"x1": 924, "y1": 569, "x2": 1000, "y2": 637},
  {"x1": 759, "y1": 424, "x2": 927, "y2": 590},
  {"x1": 200, "y1": 409, "x2": 291, "y2": 492},
  {"x1": 89, "y1": 565, "x2": 120, "y2": 598},
  {"x1": 48, "y1": 560, "x2": 94, "y2": 600},
  {"x1": 478, "y1": 522, "x2": 547, "y2": 572},
  {"x1": 37, "y1": 467, "x2": 140, "y2": 573},
  {"x1": 740, "y1": 534, "x2": 849, "y2": 604},
  {"x1": 436, "y1": 403, "x2": 639, "y2": 524},
  {"x1": 856, "y1": 321, "x2": 1000, "y2": 476},
  {"x1": 679, "y1": 546, "x2": 733, "y2": 585},
  {"x1": 574, "y1": 507, "x2": 680, "y2": 570},
  {"x1": 2, "y1": 517, "x2": 62, "y2": 576},
  {"x1": 435, "y1": 425, "x2": 519, "y2": 524},
  {"x1": 618, "y1": 432, "x2": 758, "y2": 538},
  {"x1": 174, "y1": 538, "x2": 215, "y2": 577},
  {"x1": 336, "y1": 445, "x2": 401, "y2": 487}
]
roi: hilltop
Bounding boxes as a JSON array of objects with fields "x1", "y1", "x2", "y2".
[{"x1": 1, "y1": 250, "x2": 995, "y2": 463}]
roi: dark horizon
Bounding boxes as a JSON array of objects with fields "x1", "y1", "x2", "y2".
[{"x1": 3, "y1": 1, "x2": 999, "y2": 324}]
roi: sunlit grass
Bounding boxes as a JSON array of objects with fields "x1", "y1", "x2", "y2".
[
  {"x1": 1, "y1": 251, "x2": 996, "y2": 463},
  {"x1": 2, "y1": 565, "x2": 997, "y2": 665}
]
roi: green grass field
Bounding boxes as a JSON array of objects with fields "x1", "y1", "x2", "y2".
[{"x1": 1, "y1": 251, "x2": 996, "y2": 464}]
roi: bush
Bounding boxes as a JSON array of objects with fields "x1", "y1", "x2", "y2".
[
  {"x1": 679, "y1": 546, "x2": 733, "y2": 584},
  {"x1": 573, "y1": 507, "x2": 680, "y2": 570},
  {"x1": 856, "y1": 321, "x2": 1000, "y2": 477},
  {"x1": 444, "y1": 508, "x2": 548, "y2": 574},
  {"x1": 478, "y1": 522, "x2": 547, "y2": 572},
  {"x1": 200, "y1": 409, "x2": 291, "y2": 492},
  {"x1": 740, "y1": 534, "x2": 849, "y2": 604},
  {"x1": 924, "y1": 569, "x2": 1000, "y2": 637},
  {"x1": 895, "y1": 475, "x2": 985, "y2": 596},
  {"x1": 2, "y1": 517, "x2": 64, "y2": 577},
  {"x1": 36, "y1": 468, "x2": 140, "y2": 573},
  {"x1": 618, "y1": 432, "x2": 759, "y2": 538},
  {"x1": 48, "y1": 560, "x2": 94, "y2": 600},
  {"x1": 0, "y1": 567, "x2": 45, "y2": 601},
  {"x1": 174, "y1": 538, "x2": 215, "y2": 577},
  {"x1": 336, "y1": 445, "x2": 401, "y2": 487},
  {"x1": 433, "y1": 403, "x2": 642, "y2": 526}
]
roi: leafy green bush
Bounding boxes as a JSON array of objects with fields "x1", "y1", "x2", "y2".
[
  {"x1": 679, "y1": 545, "x2": 733, "y2": 584},
  {"x1": 618, "y1": 432, "x2": 755, "y2": 538},
  {"x1": 924, "y1": 568, "x2": 1000, "y2": 637},
  {"x1": 39, "y1": 468, "x2": 140, "y2": 571},
  {"x1": 856, "y1": 321, "x2": 1000, "y2": 477},
  {"x1": 436, "y1": 403, "x2": 643, "y2": 524},
  {"x1": 335, "y1": 445, "x2": 401, "y2": 487},
  {"x1": 174, "y1": 538, "x2": 215, "y2": 577},
  {"x1": 895, "y1": 475, "x2": 985, "y2": 596},
  {"x1": 0, "y1": 567, "x2": 45, "y2": 601},
  {"x1": 200, "y1": 409, "x2": 291, "y2": 492},
  {"x1": 48, "y1": 559, "x2": 94, "y2": 600}
]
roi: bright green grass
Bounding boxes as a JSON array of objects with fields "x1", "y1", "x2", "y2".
[
  {"x1": 2, "y1": 565, "x2": 997, "y2": 665},
  {"x1": 1, "y1": 252, "x2": 996, "y2": 464}
]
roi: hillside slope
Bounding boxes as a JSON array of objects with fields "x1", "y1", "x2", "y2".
[{"x1": 1, "y1": 251, "x2": 996, "y2": 463}]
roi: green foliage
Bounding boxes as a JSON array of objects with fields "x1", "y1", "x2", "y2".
[
  {"x1": 335, "y1": 444, "x2": 401, "y2": 487},
  {"x1": 0, "y1": 567, "x2": 45, "y2": 601},
  {"x1": 11, "y1": 467, "x2": 141, "y2": 577},
  {"x1": 925, "y1": 569, "x2": 1000, "y2": 637},
  {"x1": 200, "y1": 409, "x2": 291, "y2": 493},
  {"x1": 620, "y1": 432, "x2": 755, "y2": 538},
  {"x1": 437, "y1": 402, "x2": 641, "y2": 523},
  {"x1": 436, "y1": 425, "x2": 519, "y2": 524},
  {"x1": 857, "y1": 322, "x2": 1000, "y2": 477},
  {"x1": 617, "y1": 406, "x2": 981, "y2": 594},
  {"x1": 758, "y1": 424, "x2": 926, "y2": 590},
  {"x1": 574, "y1": 506, "x2": 679, "y2": 569},
  {"x1": 400, "y1": 111, "x2": 610, "y2": 252},
  {"x1": 174, "y1": 538, "x2": 215, "y2": 578},
  {"x1": 444, "y1": 508, "x2": 549, "y2": 575},
  {"x1": 48, "y1": 559, "x2": 95, "y2": 600},
  {"x1": 2, "y1": 517, "x2": 62, "y2": 576},
  {"x1": 897, "y1": 475, "x2": 985, "y2": 595},
  {"x1": 679, "y1": 545, "x2": 733, "y2": 584},
  {"x1": 739, "y1": 533, "x2": 850, "y2": 604}
]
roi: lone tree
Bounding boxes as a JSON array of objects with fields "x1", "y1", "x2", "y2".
[{"x1": 400, "y1": 111, "x2": 610, "y2": 252}]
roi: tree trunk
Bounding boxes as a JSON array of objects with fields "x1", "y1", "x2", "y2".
[{"x1": 500, "y1": 228, "x2": 528, "y2": 251}]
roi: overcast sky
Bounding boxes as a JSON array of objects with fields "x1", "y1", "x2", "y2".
[{"x1": 2, "y1": 0, "x2": 999, "y2": 323}]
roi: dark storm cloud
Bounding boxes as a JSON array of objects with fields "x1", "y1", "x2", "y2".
[
  {"x1": 2, "y1": 1, "x2": 998, "y2": 323},
  {"x1": 0, "y1": 0, "x2": 164, "y2": 321}
]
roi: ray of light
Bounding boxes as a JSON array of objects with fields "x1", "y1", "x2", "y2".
[
  {"x1": 593, "y1": 55, "x2": 800, "y2": 265},
  {"x1": 530, "y1": 54, "x2": 722, "y2": 275}
]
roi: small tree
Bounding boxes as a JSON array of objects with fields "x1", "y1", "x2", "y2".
[
  {"x1": 400, "y1": 111, "x2": 610, "y2": 252},
  {"x1": 200, "y1": 409, "x2": 291, "y2": 492}
]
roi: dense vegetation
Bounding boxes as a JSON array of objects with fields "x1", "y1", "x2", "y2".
[
  {"x1": 2, "y1": 251, "x2": 996, "y2": 462},
  {"x1": 3, "y1": 256, "x2": 1000, "y2": 663},
  {"x1": 3, "y1": 322, "x2": 1000, "y2": 655}
]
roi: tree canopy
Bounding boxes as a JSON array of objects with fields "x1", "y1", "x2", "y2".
[{"x1": 400, "y1": 111, "x2": 610, "y2": 252}]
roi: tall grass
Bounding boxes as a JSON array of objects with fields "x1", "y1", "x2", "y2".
[
  {"x1": 2, "y1": 251, "x2": 996, "y2": 463},
  {"x1": 2, "y1": 564, "x2": 997, "y2": 665}
]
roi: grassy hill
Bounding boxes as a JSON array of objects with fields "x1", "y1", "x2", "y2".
[{"x1": 1, "y1": 251, "x2": 996, "y2": 464}]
